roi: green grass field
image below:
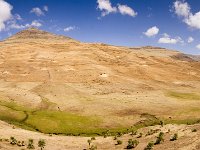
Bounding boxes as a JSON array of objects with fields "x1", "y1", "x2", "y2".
[{"x1": 1, "y1": 99, "x2": 200, "y2": 136}]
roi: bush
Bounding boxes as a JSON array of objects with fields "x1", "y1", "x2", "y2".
[
  {"x1": 27, "y1": 139, "x2": 35, "y2": 149},
  {"x1": 137, "y1": 133, "x2": 143, "y2": 138},
  {"x1": 38, "y1": 139, "x2": 46, "y2": 150},
  {"x1": 116, "y1": 140, "x2": 122, "y2": 145},
  {"x1": 144, "y1": 141, "x2": 154, "y2": 150},
  {"x1": 91, "y1": 137, "x2": 96, "y2": 140},
  {"x1": 170, "y1": 133, "x2": 178, "y2": 141},
  {"x1": 17, "y1": 141, "x2": 22, "y2": 147},
  {"x1": 113, "y1": 136, "x2": 117, "y2": 140},
  {"x1": 154, "y1": 132, "x2": 164, "y2": 145},
  {"x1": 126, "y1": 139, "x2": 139, "y2": 149},
  {"x1": 10, "y1": 137, "x2": 17, "y2": 145},
  {"x1": 192, "y1": 129, "x2": 197, "y2": 132},
  {"x1": 160, "y1": 121, "x2": 164, "y2": 127}
]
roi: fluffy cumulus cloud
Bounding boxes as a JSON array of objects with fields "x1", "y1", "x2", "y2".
[
  {"x1": 9, "y1": 20, "x2": 42, "y2": 30},
  {"x1": 173, "y1": 1, "x2": 200, "y2": 30},
  {"x1": 97, "y1": 0, "x2": 137, "y2": 17},
  {"x1": 30, "y1": 7, "x2": 44, "y2": 16},
  {"x1": 144, "y1": 26, "x2": 159, "y2": 37},
  {"x1": 0, "y1": 0, "x2": 13, "y2": 31},
  {"x1": 97, "y1": 0, "x2": 117, "y2": 17},
  {"x1": 158, "y1": 33, "x2": 183, "y2": 44},
  {"x1": 64, "y1": 26, "x2": 75, "y2": 32},
  {"x1": 118, "y1": 4, "x2": 137, "y2": 17},
  {"x1": 196, "y1": 44, "x2": 200, "y2": 49},
  {"x1": 173, "y1": 1, "x2": 190, "y2": 17},
  {"x1": 187, "y1": 36, "x2": 194, "y2": 43}
]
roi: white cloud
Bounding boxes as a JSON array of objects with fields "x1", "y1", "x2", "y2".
[
  {"x1": 173, "y1": 1, "x2": 200, "y2": 30},
  {"x1": 187, "y1": 36, "x2": 194, "y2": 43},
  {"x1": 43, "y1": 6, "x2": 48, "y2": 12},
  {"x1": 173, "y1": 1, "x2": 190, "y2": 17},
  {"x1": 64, "y1": 26, "x2": 75, "y2": 32},
  {"x1": 97, "y1": 0, "x2": 117, "y2": 17},
  {"x1": 185, "y1": 12, "x2": 200, "y2": 29},
  {"x1": 0, "y1": 0, "x2": 13, "y2": 31},
  {"x1": 158, "y1": 33, "x2": 183, "y2": 44},
  {"x1": 144, "y1": 26, "x2": 159, "y2": 37},
  {"x1": 30, "y1": 20, "x2": 42, "y2": 27},
  {"x1": 117, "y1": 4, "x2": 137, "y2": 17},
  {"x1": 9, "y1": 20, "x2": 42, "y2": 29},
  {"x1": 30, "y1": 7, "x2": 44, "y2": 16},
  {"x1": 196, "y1": 44, "x2": 200, "y2": 49}
]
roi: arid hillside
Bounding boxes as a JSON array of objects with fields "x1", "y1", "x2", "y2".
[{"x1": 0, "y1": 28, "x2": 200, "y2": 136}]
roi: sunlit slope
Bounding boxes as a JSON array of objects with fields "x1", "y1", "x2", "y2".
[{"x1": 0, "y1": 28, "x2": 200, "y2": 134}]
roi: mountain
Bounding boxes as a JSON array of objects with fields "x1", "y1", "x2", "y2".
[{"x1": 0, "y1": 28, "x2": 200, "y2": 136}]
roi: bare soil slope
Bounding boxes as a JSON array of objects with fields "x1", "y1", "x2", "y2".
[{"x1": 0, "y1": 28, "x2": 200, "y2": 135}]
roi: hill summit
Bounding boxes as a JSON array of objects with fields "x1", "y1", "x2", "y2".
[{"x1": 6, "y1": 27, "x2": 75, "y2": 42}]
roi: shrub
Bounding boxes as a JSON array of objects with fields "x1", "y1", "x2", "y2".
[
  {"x1": 116, "y1": 140, "x2": 122, "y2": 145},
  {"x1": 160, "y1": 121, "x2": 164, "y2": 127},
  {"x1": 144, "y1": 141, "x2": 154, "y2": 150},
  {"x1": 38, "y1": 139, "x2": 46, "y2": 150},
  {"x1": 27, "y1": 139, "x2": 35, "y2": 149},
  {"x1": 21, "y1": 141, "x2": 25, "y2": 146},
  {"x1": 154, "y1": 132, "x2": 164, "y2": 145},
  {"x1": 17, "y1": 141, "x2": 22, "y2": 147},
  {"x1": 113, "y1": 136, "x2": 117, "y2": 140},
  {"x1": 91, "y1": 137, "x2": 96, "y2": 141},
  {"x1": 170, "y1": 133, "x2": 178, "y2": 141},
  {"x1": 10, "y1": 137, "x2": 17, "y2": 145},
  {"x1": 192, "y1": 129, "x2": 197, "y2": 132},
  {"x1": 87, "y1": 139, "x2": 92, "y2": 148},
  {"x1": 126, "y1": 139, "x2": 139, "y2": 149},
  {"x1": 137, "y1": 133, "x2": 143, "y2": 138}
]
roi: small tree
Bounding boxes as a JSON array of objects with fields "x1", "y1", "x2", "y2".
[
  {"x1": 91, "y1": 137, "x2": 96, "y2": 141},
  {"x1": 87, "y1": 139, "x2": 92, "y2": 148},
  {"x1": 170, "y1": 133, "x2": 178, "y2": 141},
  {"x1": 116, "y1": 140, "x2": 122, "y2": 145},
  {"x1": 192, "y1": 129, "x2": 197, "y2": 132},
  {"x1": 10, "y1": 137, "x2": 17, "y2": 145},
  {"x1": 126, "y1": 139, "x2": 139, "y2": 149},
  {"x1": 27, "y1": 139, "x2": 35, "y2": 149},
  {"x1": 154, "y1": 132, "x2": 164, "y2": 145},
  {"x1": 160, "y1": 121, "x2": 164, "y2": 127},
  {"x1": 38, "y1": 139, "x2": 46, "y2": 150},
  {"x1": 137, "y1": 133, "x2": 143, "y2": 138},
  {"x1": 144, "y1": 141, "x2": 154, "y2": 150}
]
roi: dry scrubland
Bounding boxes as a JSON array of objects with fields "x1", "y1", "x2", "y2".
[{"x1": 0, "y1": 28, "x2": 200, "y2": 149}]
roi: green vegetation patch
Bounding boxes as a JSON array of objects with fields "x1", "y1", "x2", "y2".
[
  {"x1": 166, "y1": 91, "x2": 200, "y2": 100},
  {"x1": 26, "y1": 110, "x2": 101, "y2": 134},
  {"x1": 0, "y1": 100, "x2": 121, "y2": 136}
]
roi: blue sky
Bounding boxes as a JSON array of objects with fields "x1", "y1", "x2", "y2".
[{"x1": 0, "y1": 0, "x2": 200, "y2": 54}]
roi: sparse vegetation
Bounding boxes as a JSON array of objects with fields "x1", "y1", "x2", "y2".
[
  {"x1": 27, "y1": 139, "x2": 35, "y2": 149},
  {"x1": 170, "y1": 133, "x2": 178, "y2": 141},
  {"x1": 192, "y1": 129, "x2": 197, "y2": 132},
  {"x1": 144, "y1": 141, "x2": 154, "y2": 150},
  {"x1": 126, "y1": 139, "x2": 139, "y2": 149},
  {"x1": 137, "y1": 133, "x2": 143, "y2": 138},
  {"x1": 38, "y1": 139, "x2": 46, "y2": 150},
  {"x1": 154, "y1": 132, "x2": 164, "y2": 145},
  {"x1": 167, "y1": 91, "x2": 200, "y2": 100},
  {"x1": 10, "y1": 136, "x2": 17, "y2": 145},
  {"x1": 116, "y1": 140, "x2": 122, "y2": 145}
]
